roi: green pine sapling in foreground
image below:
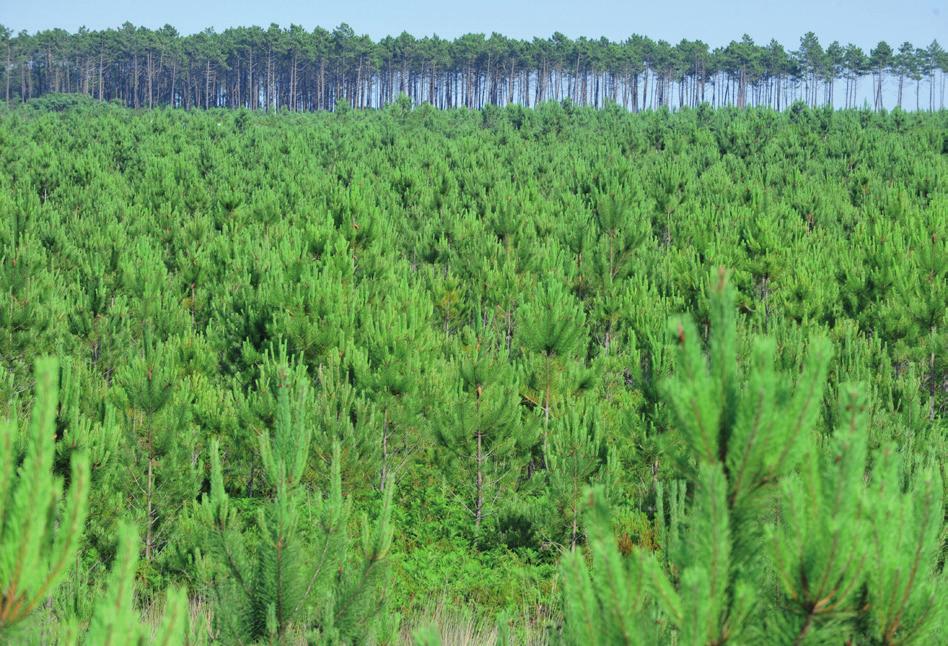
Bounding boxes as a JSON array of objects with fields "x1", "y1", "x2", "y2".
[
  {"x1": 864, "y1": 444, "x2": 944, "y2": 643},
  {"x1": 0, "y1": 357, "x2": 89, "y2": 636},
  {"x1": 196, "y1": 349, "x2": 395, "y2": 642},
  {"x1": 435, "y1": 321, "x2": 532, "y2": 531},
  {"x1": 113, "y1": 331, "x2": 200, "y2": 564},
  {"x1": 0, "y1": 358, "x2": 192, "y2": 643},
  {"x1": 356, "y1": 280, "x2": 432, "y2": 494},
  {"x1": 584, "y1": 187, "x2": 651, "y2": 352},
  {"x1": 82, "y1": 522, "x2": 189, "y2": 645},
  {"x1": 54, "y1": 356, "x2": 124, "y2": 620},
  {"x1": 518, "y1": 280, "x2": 587, "y2": 458},
  {"x1": 560, "y1": 269, "x2": 945, "y2": 644},
  {"x1": 546, "y1": 406, "x2": 610, "y2": 550}
]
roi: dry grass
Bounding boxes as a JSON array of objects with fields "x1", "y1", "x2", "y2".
[
  {"x1": 140, "y1": 593, "x2": 554, "y2": 644},
  {"x1": 401, "y1": 599, "x2": 552, "y2": 646},
  {"x1": 142, "y1": 594, "x2": 216, "y2": 644}
]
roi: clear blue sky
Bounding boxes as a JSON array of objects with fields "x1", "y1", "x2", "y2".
[{"x1": 1, "y1": 0, "x2": 945, "y2": 49}]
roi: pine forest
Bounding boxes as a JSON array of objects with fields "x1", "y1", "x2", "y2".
[
  {"x1": 1, "y1": 25, "x2": 947, "y2": 112},
  {"x1": 0, "y1": 24, "x2": 945, "y2": 645}
]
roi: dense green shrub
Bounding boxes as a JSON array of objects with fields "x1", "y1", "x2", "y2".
[{"x1": 0, "y1": 102, "x2": 943, "y2": 642}]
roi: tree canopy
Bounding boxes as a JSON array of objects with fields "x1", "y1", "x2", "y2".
[{"x1": 1, "y1": 24, "x2": 946, "y2": 111}]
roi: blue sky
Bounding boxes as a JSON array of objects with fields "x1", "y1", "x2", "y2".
[{"x1": 2, "y1": 0, "x2": 945, "y2": 49}]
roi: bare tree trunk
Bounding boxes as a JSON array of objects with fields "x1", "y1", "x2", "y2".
[
  {"x1": 144, "y1": 415, "x2": 156, "y2": 562},
  {"x1": 147, "y1": 51, "x2": 153, "y2": 108},
  {"x1": 474, "y1": 382, "x2": 485, "y2": 528},
  {"x1": 46, "y1": 48, "x2": 53, "y2": 94},
  {"x1": 133, "y1": 53, "x2": 139, "y2": 108},
  {"x1": 248, "y1": 48, "x2": 254, "y2": 109},
  {"x1": 930, "y1": 344, "x2": 937, "y2": 421},
  {"x1": 145, "y1": 455, "x2": 154, "y2": 560},
  {"x1": 4, "y1": 44, "x2": 10, "y2": 103},
  {"x1": 379, "y1": 415, "x2": 389, "y2": 493},
  {"x1": 940, "y1": 72, "x2": 945, "y2": 110},
  {"x1": 354, "y1": 58, "x2": 362, "y2": 109},
  {"x1": 319, "y1": 58, "x2": 325, "y2": 110},
  {"x1": 80, "y1": 57, "x2": 90, "y2": 96},
  {"x1": 290, "y1": 52, "x2": 298, "y2": 111},
  {"x1": 542, "y1": 353, "x2": 553, "y2": 468},
  {"x1": 572, "y1": 54, "x2": 580, "y2": 102},
  {"x1": 642, "y1": 67, "x2": 649, "y2": 109},
  {"x1": 98, "y1": 51, "x2": 104, "y2": 101},
  {"x1": 266, "y1": 48, "x2": 273, "y2": 111},
  {"x1": 876, "y1": 70, "x2": 884, "y2": 110},
  {"x1": 475, "y1": 424, "x2": 484, "y2": 528},
  {"x1": 170, "y1": 60, "x2": 177, "y2": 107},
  {"x1": 930, "y1": 72, "x2": 935, "y2": 111},
  {"x1": 234, "y1": 57, "x2": 240, "y2": 107}
]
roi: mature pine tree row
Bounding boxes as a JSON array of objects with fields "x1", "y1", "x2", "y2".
[
  {"x1": 0, "y1": 101, "x2": 945, "y2": 642},
  {"x1": 1, "y1": 24, "x2": 947, "y2": 111}
]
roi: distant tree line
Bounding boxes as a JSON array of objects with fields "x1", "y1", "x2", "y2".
[{"x1": 1, "y1": 23, "x2": 946, "y2": 111}]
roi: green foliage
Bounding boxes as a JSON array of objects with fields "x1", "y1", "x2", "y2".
[
  {"x1": 112, "y1": 335, "x2": 201, "y2": 568},
  {"x1": 0, "y1": 103, "x2": 944, "y2": 640},
  {"x1": 435, "y1": 324, "x2": 533, "y2": 530},
  {"x1": 0, "y1": 358, "x2": 89, "y2": 636},
  {"x1": 518, "y1": 280, "x2": 586, "y2": 360},
  {"x1": 3, "y1": 26, "x2": 945, "y2": 112},
  {"x1": 196, "y1": 350, "x2": 395, "y2": 642},
  {"x1": 546, "y1": 406, "x2": 610, "y2": 549},
  {"x1": 560, "y1": 273, "x2": 946, "y2": 644},
  {"x1": 85, "y1": 523, "x2": 189, "y2": 645},
  {"x1": 865, "y1": 448, "x2": 944, "y2": 644}
]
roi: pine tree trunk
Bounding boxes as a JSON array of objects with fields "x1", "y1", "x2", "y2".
[
  {"x1": 930, "y1": 345, "x2": 936, "y2": 421},
  {"x1": 267, "y1": 48, "x2": 272, "y2": 112},
  {"x1": 473, "y1": 382, "x2": 486, "y2": 529},
  {"x1": 379, "y1": 415, "x2": 389, "y2": 493},
  {"x1": 170, "y1": 62, "x2": 177, "y2": 106},
  {"x1": 475, "y1": 429, "x2": 484, "y2": 527},
  {"x1": 248, "y1": 48, "x2": 254, "y2": 110},
  {"x1": 320, "y1": 59, "x2": 325, "y2": 110},
  {"x1": 133, "y1": 53, "x2": 139, "y2": 108},
  {"x1": 145, "y1": 453, "x2": 155, "y2": 561},
  {"x1": 5, "y1": 44, "x2": 10, "y2": 103},
  {"x1": 543, "y1": 353, "x2": 552, "y2": 467},
  {"x1": 147, "y1": 52, "x2": 153, "y2": 108}
]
